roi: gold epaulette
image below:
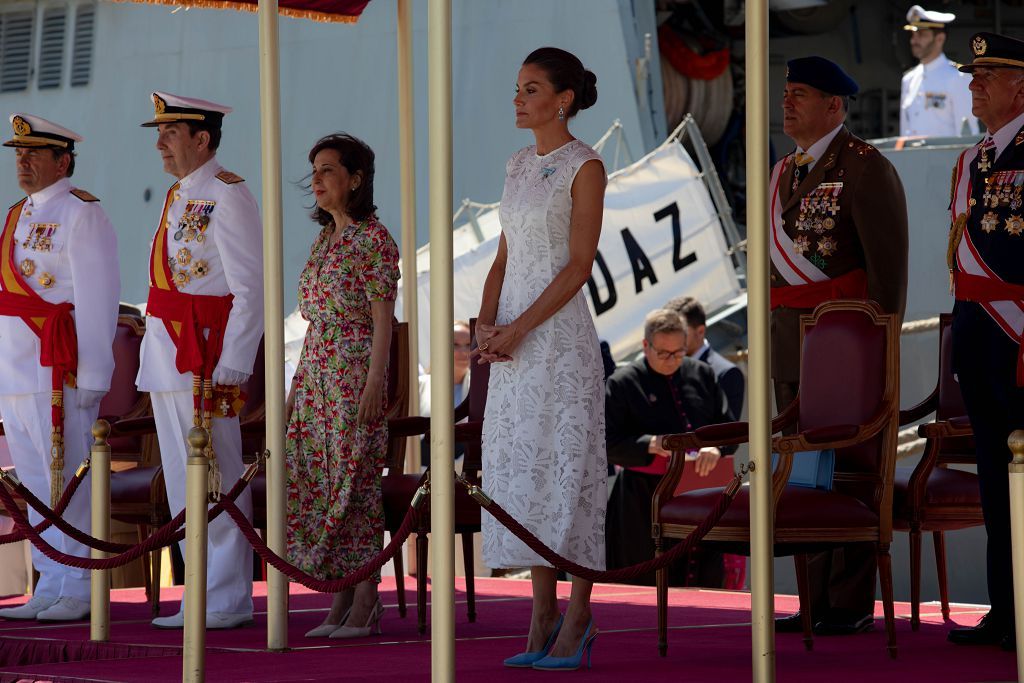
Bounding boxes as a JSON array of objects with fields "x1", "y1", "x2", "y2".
[
  {"x1": 70, "y1": 188, "x2": 99, "y2": 202},
  {"x1": 216, "y1": 170, "x2": 245, "y2": 185}
]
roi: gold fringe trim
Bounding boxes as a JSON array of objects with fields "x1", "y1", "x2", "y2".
[{"x1": 109, "y1": 0, "x2": 362, "y2": 24}]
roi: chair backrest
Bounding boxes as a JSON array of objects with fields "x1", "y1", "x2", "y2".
[
  {"x1": 99, "y1": 314, "x2": 145, "y2": 419},
  {"x1": 100, "y1": 314, "x2": 152, "y2": 463},
  {"x1": 936, "y1": 313, "x2": 966, "y2": 420},
  {"x1": 797, "y1": 300, "x2": 899, "y2": 506},
  {"x1": 934, "y1": 312, "x2": 976, "y2": 464},
  {"x1": 383, "y1": 321, "x2": 411, "y2": 471},
  {"x1": 238, "y1": 337, "x2": 266, "y2": 460},
  {"x1": 459, "y1": 319, "x2": 490, "y2": 483}
]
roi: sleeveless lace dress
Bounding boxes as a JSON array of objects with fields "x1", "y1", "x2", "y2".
[{"x1": 481, "y1": 139, "x2": 608, "y2": 570}]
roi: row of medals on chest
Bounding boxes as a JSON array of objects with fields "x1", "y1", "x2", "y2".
[
  {"x1": 19, "y1": 221, "x2": 58, "y2": 289},
  {"x1": 792, "y1": 183, "x2": 841, "y2": 258},
  {"x1": 978, "y1": 168, "x2": 1024, "y2": 235},
  {"x1": 168, "y1": 200, "x2": 213, "y2": 289}
]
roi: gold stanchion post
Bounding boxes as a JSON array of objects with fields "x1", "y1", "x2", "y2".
[
  {"x1": 183, "y1": 427, "x2": 211, "y2": 683},
  {"x1": 745, "y1": 0, "x2": 775, "y2": 679},
  {"x1": 90, "y1": 419, "x2": 110, "y2": 642},
  {"x1": 1007, "y1": 430, "x2": 1024, "y2": 673}
]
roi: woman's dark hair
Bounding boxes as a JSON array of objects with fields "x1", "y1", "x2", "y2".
[
  {"x1": 523, "y1": 47, "x2": 598, "y2": 117},
  {"x1": 307, "y1": 133, "x2": 377, "y2": 226}
]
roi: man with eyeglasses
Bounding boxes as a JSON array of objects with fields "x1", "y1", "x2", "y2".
[
  {"x1": 418, "y1": 320, "x2": 472, "y2": 465},
  {"x1": 604, "y1": 309, "x2": 731, "y2": 586},
  {"x1": 945, "y1": 32, "x2": 1024, "y2": 651}
]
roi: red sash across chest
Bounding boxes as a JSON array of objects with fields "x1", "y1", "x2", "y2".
[
  {"x1": 0, "y1": 199, "x2": 77, "y2": 388},
  {"x1": 767, "y1": 156, "x2": 868, "y2": 310},
  {"x1": 145, "y1": 183, "x2": 233, "y2": 379},
  {"x1": 950, "y1": 144, "x2": 1024, "y2": 385}
]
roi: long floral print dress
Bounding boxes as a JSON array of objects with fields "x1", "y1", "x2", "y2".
[{"x1": 286, "y1": 218, "x2": 400, "y2": 581}]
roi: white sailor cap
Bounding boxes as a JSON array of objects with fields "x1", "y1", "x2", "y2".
[
  {"x1": 140, "y1": 91, "x2": 233, "y2": 128},
  {"x1": 3, "y1": 113, "x2": 82, "y2": 149},
  {"x1": 904, "y1": 5, "x2": 956, "y2": 31}
]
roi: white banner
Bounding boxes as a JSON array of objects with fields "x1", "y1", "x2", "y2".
[{"x1": 395, "y1": 140, "x2": 741, "y2": 369}]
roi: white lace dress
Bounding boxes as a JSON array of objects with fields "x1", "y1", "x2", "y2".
[{"x1": 481, "y1": 139, "x2": 608, "y2": 570}]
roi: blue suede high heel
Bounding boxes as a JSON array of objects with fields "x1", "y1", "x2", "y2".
[
  {"x1": 503, "y1": 614, "x2": 564, "y2": 668},
  {"x1": 532, "y1": 619, "x2": 598, "y2": 671}
]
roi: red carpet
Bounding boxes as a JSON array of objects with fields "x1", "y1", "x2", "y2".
[{"x1": 0, "y1": 578, "x2": 1015, "y2": 682}]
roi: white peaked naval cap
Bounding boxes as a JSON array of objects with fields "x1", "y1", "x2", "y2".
[
  {"x1": 4, "y1": 113, "x2": 82, "y2": 149},
  {"x1": 141, "y1": 91, "x2": 233, "y2": 127},
  {"x1": 904, "y1": 5, "x2": 956, "y2": 31}
]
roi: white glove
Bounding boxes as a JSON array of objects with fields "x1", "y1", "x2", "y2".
[
  {"x1": 211, "y1": 363, "x2": 250, "y2": 387},
  {"x1": 76, "y1": 389, "x2": 106, "y2": 410}
]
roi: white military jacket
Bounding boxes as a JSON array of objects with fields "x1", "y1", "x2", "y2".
[
  {"x1": 900, "y1": 54, "x2": 978, "y2": 138},
  {"x1": 137, "y1": 157, "x2": 263, "y2": 392},
  {"x1": 0, "y1": 177, "x2": 119, "y2": 394}
]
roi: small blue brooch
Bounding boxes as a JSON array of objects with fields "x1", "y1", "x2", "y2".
[{"x1": 540, "y1": 166, "x2": 556, "y2": 178}]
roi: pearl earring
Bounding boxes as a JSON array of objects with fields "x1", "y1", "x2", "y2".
[{"x1": 557, "y1": 106, "x2": 565, "y2": 121}]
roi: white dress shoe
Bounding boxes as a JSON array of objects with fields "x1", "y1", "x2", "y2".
[
  {"x1": 304, "y1": 607, "x2": 351, "y2": 638},
  {"x1": 206, "y1": 612, "x2": 254, "y2": 630},
  {"x1": 152, "y1": 611, "x2": 253, "y2": 630},
  {"x1": 37, "y1": 596, "x2": 90, "y2": 622},
  {"x1": 151, "y1": 610, "x2": 185, "y2": 629},
  {"x1": 0, "y1": 595, "x2": 59, "y2": 620}
]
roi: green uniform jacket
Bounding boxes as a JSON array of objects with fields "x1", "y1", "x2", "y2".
[{"x1": 770, "y1": 126, "x2": 909, "y2": 383}]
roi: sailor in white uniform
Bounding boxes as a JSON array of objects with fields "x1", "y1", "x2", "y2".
[
  {"x1": 0, "y1": 114, "x2": 119, "y2": 622},
  {"x1": 137, "y1": 92, "x2": 263, "y2": 630},
  {"x1": 900, "y1": 5, "x2": 978, "y2": 138}
]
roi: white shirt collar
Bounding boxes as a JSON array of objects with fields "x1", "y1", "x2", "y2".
[
  {"x1": 688, "y1": 339, "x2": 711, "y2": 359},
  {"x1": 27, "y1": 177, "x2": 71, "y2": 208},
  {"x1": 796, "y1": 123, "x2": 844, "y2": 172},
  {"x1": 922, "y1": 54, "x2": 947, "y2": 74},
  {"x1": 176, "y1": 156, "x2": 221, "y2": 190},
  {"x1": 987, "y1": 109, "x2": 1024, "y2": 161}
]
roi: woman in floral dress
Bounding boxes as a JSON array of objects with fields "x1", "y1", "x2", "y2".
[{"x1": 285, "y1": 133, "x2": 399, "y2": 639}]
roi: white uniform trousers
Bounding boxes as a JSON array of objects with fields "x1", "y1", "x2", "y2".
[
  {"x1": 0, "y1": 388, "x2": 94, "y2": 602},
  {"x1": 152, "y1": 391, "x2": 253, "y2": 616}
]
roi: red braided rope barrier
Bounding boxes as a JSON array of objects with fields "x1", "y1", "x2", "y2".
[
  {"x1": 465, "y1": 474, "x2": 742, "y2": 583},
  {"x1": 0, "y1": 473, "x2": 252, "y2": 570},
  {"x1": 220, "y1": 497, "x2": 422, "y2": 593},
  {"x1": 0, "y1": 463, "x2": 90, "y2": 546}
]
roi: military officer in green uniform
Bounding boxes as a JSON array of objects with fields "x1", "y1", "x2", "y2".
[{"x1": 769, "y1": 56, "x2": 909, "y2": 636}]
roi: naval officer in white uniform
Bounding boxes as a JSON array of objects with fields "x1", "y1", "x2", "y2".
[
  {"x1": 0, "y1": 114, "x2": 119, "y2": 622},
  {"x1": 900, "y1": 5, "x2": 978, "y2": 138},
  {"x1": 138, "y1": 92, "x2": 263, "y2": 630}
]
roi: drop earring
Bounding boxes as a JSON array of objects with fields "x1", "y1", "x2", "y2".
[{"x1": 557, "y1": 106, "x2": 565, "y2": 121}]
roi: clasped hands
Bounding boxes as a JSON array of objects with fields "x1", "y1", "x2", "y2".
[
  {"x1": 650, "y1": 435, "x2": 721, "y2": 477},
  {"x1": 474, "y1": 322, "x2": 521, "y2": 364}
]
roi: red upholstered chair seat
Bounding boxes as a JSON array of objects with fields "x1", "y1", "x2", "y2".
[
  {"x1": 660, "y1": 485, "x2": 878, "y2": 532},
  {"x1": 893, "y1": 466, "x2": 981, "y2": 520}
]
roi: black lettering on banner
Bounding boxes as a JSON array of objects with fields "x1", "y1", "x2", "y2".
[
  {"x1": 586, "y1": 249, "x2": 617, "y2": 316},
  {"x1": 654, "y1": 201, "x2": 697, "y2": 271},
  {"x1": 621, "y1": 227, "x2": 657, "y2": 293}
]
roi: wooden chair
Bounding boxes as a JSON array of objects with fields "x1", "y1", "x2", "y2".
[
  {"x1": 653, "y1": 300, "x2": 901, "y2": 657},
  {"x1": 102, "y1": 314, "x2": 168, "y2": 616},
  {"x1": 382, "y1": 320, "x2": 487, "y2": 634},
  {"x1": 894, "y1": 313, "x2": 979, "y2": 630}
]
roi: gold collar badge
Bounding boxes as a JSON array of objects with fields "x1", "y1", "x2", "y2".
[
  {"x1": 12, "y1": 116, "x2": 30, "y2": 136},
  {"x1": 973, "y1": 36, "x2": 988, "y2": 56}
]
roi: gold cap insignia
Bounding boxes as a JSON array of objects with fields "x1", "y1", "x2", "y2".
[
  {"x1": 153, "y1": 93, "x2": 167, "y2": 115},
  {"x1": 974, "y1": 36, "x2": 988, "y2": 56},
  {"x1": 12, "y1": 116, "x2": 30, "y2": 136}
]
